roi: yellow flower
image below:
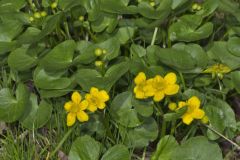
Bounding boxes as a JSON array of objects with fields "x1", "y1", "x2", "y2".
[
  {"x1": 51, "y1": 2, "x2": 57, "y2": 9},
  {"x1": 85, "y1": 87, "x2": 109, "y2": 112},
  {"x1": 33, "y1": 12, "x2": 41, "y2": 19},
  {"x1": 178, "y1": 96, "x2": 205, "y2": 125},
  {"x1": 203, "y1": 64, "x2": 231, "y2": 76},
  {"x1": 151, "y1": 72, "x2": 179, "y2": 102},
  {"x1": 133, "y1": 72, "x2": 155, "y2": 99},
  {"x1": 64, "y1": 91, "x2": 89, "y2": 126}
]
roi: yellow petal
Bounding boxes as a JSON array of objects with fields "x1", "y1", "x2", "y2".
[
  {"x1": 88, "y1": 104, "x2": 97, "y2": 112},
  {"x1": 182, "y1": 114, "x2": 193, "y2": 125},
  {"x1": 79, "y1": 100, "x2": 88, "y2": 110},
  {"x1": 168, "y1": 103, "x2": 177, "y2": 111},
  {"x1": 187, "y1": 96, "x2": 201, "y2": 108},
  {"x1": 64, "y1": 101, "x2": 73, "y2": 112},
  {"x1": 153, "y1": 75, "x2": 164, "y2": 83},
  {"x1": 164, "y1": 84, "x2": 179, "y2": 95},
  {"x1": 134, "y1": 72, "x2": 146, "y2": 85},
  {"x1": 192, "y1": 109, "x2": 205, "y2": 119},
  {"x1": 98, "y1": 102, "x2": 106, "y2": 109},
  {"x1": 153, "y1": 92, "x2": 164, "y2": 102},
  {"x1": 99, "y1": 90, "x2": 109, "y2": 102},
  {"x1": 90, "y1": 87, "x2": 99, "y2": 95},
  {"x1": 164, "y1": 72, "x2": 177, "y2": 84},
  {"x1": 85, "y1": 94, "x2": 91, "y2": 100},
  {"x1": 178, "y1": 101, "x2": 187, "y2": 108},
  {"x1": 77, "y1": 111, "x2": 89, "y2": 122},
  {"x1": 135, "y1": 91, "x2": 146, "y2": 99},
  {"x1": 71, "y1": 91, "x2": 81, "y2": 104},
  {"x1": 67, "y1": 113, "x2": 76, "y2": 126}
]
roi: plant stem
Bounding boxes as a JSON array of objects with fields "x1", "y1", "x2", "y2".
[
  {"x1": 50, "y1": 127, "x2": 74, "y2": 157},
  {"x1": 160, "y1": 120, "x2": 167, "y2": 138},
  {"x1": 179, "y1": 72, "x2": 186, "y2": 91},
  {"x1": 141, "y1": 147, "x2": 146, "y2": 160},
  {"x1": 204, "y1": 124, "x2": 240, "y2": 150},
  {"x1": 151, "y1": 27, "x2": 158, "y2": 45}
]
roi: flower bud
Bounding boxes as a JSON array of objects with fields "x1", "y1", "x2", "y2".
[
  {"x1": 79, "y1": 16, "x2": 84, "y2": 21},
  {"x1": 29, "y1": 16, "x2": 34, "y2": 22},
  {"x1": 94, "y1": 48, "x2": 103, "y2": 57},
  {"x1": 34, "y1": 12, "x2": 41, "y2": 19},
  {"x1": 40, "y1": 11, "x2": 47, "y2": 17},
  {"x1": 168, "y1": 103, "x2": 177, "y2": 111},
  {"x1": 149, "y1": 2, "x2": 155, "y2": 7},
  {"x1": 51, "y1": 2, "x2": 57, "y2": 9},
  {"x1": 95, "y1": 61, "x2": 103, "y2": 67}
]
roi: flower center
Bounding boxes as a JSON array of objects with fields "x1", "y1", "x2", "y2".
[{"x1": 70, "y1": 103, "x2": 79, "y2": 113}]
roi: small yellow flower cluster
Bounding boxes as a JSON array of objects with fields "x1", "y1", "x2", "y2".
[
  {"x1": 168, "y1": 96, "x2": 208, "y2": 125},
  {"x1": 64, "y1": 87, "x2": 109, "y2": 126},
  {"x1": 133, "y1": 72, "x2": 180, "y2": 102},
  {"x1": 203, "y1": 64, "x2": 231, "y2": 79}
]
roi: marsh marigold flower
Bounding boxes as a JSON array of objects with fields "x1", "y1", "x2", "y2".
[
  {"x1": 133, "y1": 72, "x2": 155, "y2": 99},
  {"x1": 151, "y1": 72, "x2": 179, "y2": 102},
  {"x1": 203, "y1": 64, "x2": 231, "y2": 79},
  {"x1": 177, "y1": 96, "x2": 205, "y2": 125},
  {"x1": 85, "y1": 87, "x2": 109, "y2": 112},
  {"x1": 64, "y1": 91, "x2": 89, "y2": 126}
]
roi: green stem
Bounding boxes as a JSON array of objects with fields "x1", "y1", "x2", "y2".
[
  {"x1": 141, "y1": 147, "x2": 146, "y2": 160},
  {"x1": 151, "y1": 27, "x2": 158, "y2": 45},
  {"x1": 50, "y1": 127, "x2": 74, "y2": 157},
  {"x1": 160, "y1": 120, "x2": 167, "y2": 138},
  {"x1": 179, "y1": 72, "x2": 186, "y2": 91},
  {"x1": 64, "y1": 22, "x2": 72, "y2": 39},
  {"x1": 204, "y1": 124, "x2": 240, "y2": 150}
]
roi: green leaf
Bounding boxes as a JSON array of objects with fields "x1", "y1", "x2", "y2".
[
  {"x1": 204, "y1": 98, "x2": 236, "y2": 140},
  {"x1": 164, "y1": 107, "x2": 187, "y2": 122},
  {"x1": 132, "y1": 98, "x2": 153, "y2": 117},
  {"x1": 227, "y1": 37, "x2": 240, "y2": 57},
  {"x1": 40, "y1": 40, "x2": 76, "y2": 71},
  {"x1": 17, "y1": 27, "x2": 41, "y2": 44},
  {"x1": 151, "y1": 135, "x2": 179, "y2": 160},
  {"x1": 171, "y1": 136, "x2": 223, "y2": 160},
  {"x1": 115, "y1": 27, "x2": 135, "y2": 44},
  {"x1": 0, "y1": 0, "x2": 26, "y2": 11},
  {"x1": 138, "y1": 0, "x2": 172, "y2": 20},
  {"x1": 20, "y1": 94, "x2": 52, "y2": 129},
  {"x1": 121, "y1": 117, "x2": 158, "y2": 147},
  {"x1": 130, "y1": 44, "x2": 146, "y2": 58},
  {"x1": 171, "y1": 0, "x2": 188, "y2": 9},
  {"x1": 37, "y1": 13, "x2": 63, "y2": 41},
  {"x1": 33, "y1": 67, "x2": 72, "y2": 90},
  {"x1": 69, "y1": 135, "x2": 101, "y2": 160},
  {"x1": 8, "y1": 46, "x2": 38, "y2": 71},
  {"x1": 196, "y1": 0, "x2": 219, "y2": 17},
  {"x1": 0, "y1": 41, "x2": 18, "y2": 55},
  {"x1": 231, "y1": 71, "x2": 240, "y2": 93},
  {"x1": 155, "y1": 43, "x2": 208, "y2": 73},
  {"x1": 169, "y1": 15, "x2": 213, "y2": 42},
  {"x1": 101, "y1": 145, "x2": 130, "y2": 160},
  {"x1": 0, "y1": 83, "x2": 29, "y2": 122},
  {"x1": 0, "y1": 20, "x2": 23, "y2": 42},
  {"x1": 207, "y1": 41, "x2": 240, "y2": 69},
  {"x1": 75, "y1": 61, "x2": 129, "y2": 91},
  {"x1": 99, "y1": 0, "x2": 137, "y2": 14},
  {"x1": 110, "y1": 91, "x2": 142, "y2": 128}
]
